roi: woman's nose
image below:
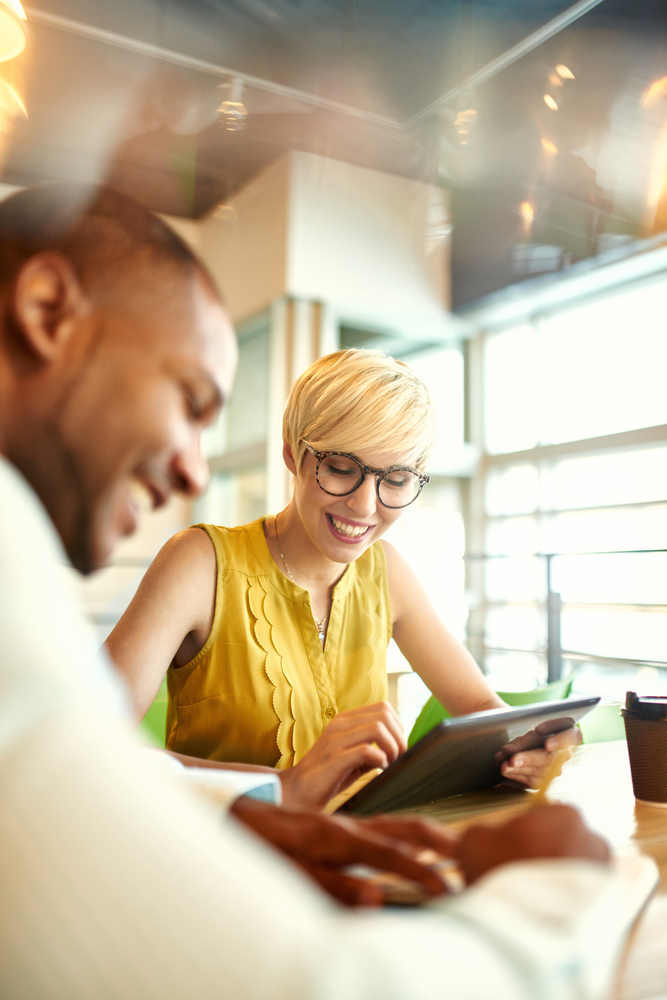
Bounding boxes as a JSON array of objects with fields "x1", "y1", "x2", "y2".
[{"x1": 344, "y1": 475, "x2": 377, "y2": 518}]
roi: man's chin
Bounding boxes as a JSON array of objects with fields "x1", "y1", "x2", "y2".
[{"x1": 66, "y1": 521, "x2": 120, "y2": 576}]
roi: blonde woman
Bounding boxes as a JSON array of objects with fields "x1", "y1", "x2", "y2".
[{"x1": 108, "y1": 349, "x2": 580, "y2": 807}]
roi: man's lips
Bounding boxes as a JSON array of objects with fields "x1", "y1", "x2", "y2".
[{"x1": 326, "y1": 512, "x2": 375, "y2": 543}]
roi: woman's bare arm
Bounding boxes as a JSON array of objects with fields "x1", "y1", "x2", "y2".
[
  {"x1": 383, "y1": 540, "x2": 503, "y2": 715},
  {"x1": 383, "y1": 540, "x2": 581, "y2": 788},
  {"x1": 106, "y1": 527, "x2": 217, "y2": 720}
]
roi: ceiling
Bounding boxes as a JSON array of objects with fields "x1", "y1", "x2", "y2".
[{"x1": 2, "y1": 0, "x2": 667, "y2": 306}]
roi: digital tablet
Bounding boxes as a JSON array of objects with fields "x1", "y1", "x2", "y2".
[{"x1": 336, "y1": 695, "x2": 600, "y2": 815}]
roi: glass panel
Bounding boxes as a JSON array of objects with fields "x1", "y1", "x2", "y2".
[
  {"x1": 561, "y1": 608, "x2": 667, "y2": 664},
  {"x1": 203, "y1": 323, "x2": 270, "y2": 458},
  {"x1": 485, "y1": 462, "x2": 539, "y2": 516},
  {"x1": 396, "y1": 671, "x2": 432, "y2": 738},
  {"x1": 485, "y1": 605, "x2": 545, "y2": 652},
  {"x1": 540, "y1": 445, "x2": 667, "y2": 511},
  {"x1": 226, "y1": 328, "x2": 270, "y2": 451},
  {"x1": 553, "y1": 552, "x2": 667, "y2": 606},
  {"x1": 539, "y1": 280, "x2": 667, "y2": 445},
  {"x1": 197, "y1": 468, "x2": 267, "y2": 528},
  {"x1": 540, "y1": 504, "x2": 667, "y2": 554},
  {"x1": 485, "y1": 556, "x2": 545, "y2": 603},
  {"x1": 485, "y1": 515, "x2": 539, "y2": 556},
  {"x1": 570, "y1": 661, "x2": 667, "y2": 702},
  {"x1": 408, "y1": 347, "x2": 464, "y2": 462},
  {"x1": 385, "y1": 485, "x2": 467, "y2": 641},
  {"x1": 484, "y1": 325, "x2": 539, "y2": 455},
  {"x1": 483, "y1": 651, "x2": 545, "y2": 693}
]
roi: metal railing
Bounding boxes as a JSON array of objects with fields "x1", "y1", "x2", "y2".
[{"x1": 465, "y1": 548, "x2": 667, "y2": 682}]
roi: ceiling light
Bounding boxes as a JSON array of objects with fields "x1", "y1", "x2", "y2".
[
  {"x1": 556, "y1": 65, "x2": 575, "y2": 80},
  {"x1": 0, "y1": 1, "x2": 26, "y2": 62},
  {"x1": 544, "y1": 94, "x2": 559, "y2": 111},
  {"x1": 218, "y1": 76, "x2": 248, "y2": 131},
  {"x1": 541, "y1": 138, "x2": 558, "y2": 154}
]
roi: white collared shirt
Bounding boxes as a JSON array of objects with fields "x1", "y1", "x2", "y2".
[{"x1": 0, "y1": 456, "x2": 649, "y2": 1000}]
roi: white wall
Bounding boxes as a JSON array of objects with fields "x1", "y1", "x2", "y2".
[
  {"x1": 197, "y1": 157, "x2": 290, "y2": 322},
  {"x1": 191, "y1": 151, "x2": 453, "y2": 340},
  {"x1": 287, "y1": 151, "x2": 449, "y2": 320}
]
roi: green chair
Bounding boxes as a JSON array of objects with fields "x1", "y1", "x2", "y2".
[
  {"x1": 407, "y1": 674, "x2": 575, "y2": 748},
  {"x1": 577, "y1": 702, "x2": 625, "y2": 743},
  {"x1": 137, "y1": 679, "x2": 169, "y2": 748}
]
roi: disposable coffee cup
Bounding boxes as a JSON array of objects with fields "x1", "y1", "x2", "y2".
[{"x1": 622, "y1": 692, "x2": 667, "y2": 807}]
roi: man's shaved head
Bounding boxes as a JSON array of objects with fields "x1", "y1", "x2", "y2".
[
  {"x1": 0, "y1": 183, "x2": 236, "y2": 573},
  {"x1": 0, "y1": 183, "x2": 217, "y2": 303}
]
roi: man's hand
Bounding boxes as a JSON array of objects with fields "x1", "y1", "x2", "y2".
[
  {"x1": 278, "y1": 702, "x2": 407, "y2": 809},
  {"x1": 230, "y1": 796, "x2": 457, "y2": 907},
  {"x1": 454, "y1": 803, "x2": 610, "y2": 884},
  {"x1": 494, "y1": 718, "x2": 583, "y2": 789}
]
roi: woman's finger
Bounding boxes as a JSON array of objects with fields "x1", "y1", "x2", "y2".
[
  {"x1": 543, "y1": 726, "x2": 582, "y2": 752},
  {"x1": 322, "y1": 718, "x2": 404, "y2": 766},
  {"x1": 327, "y1": 703, "x2": 407, "y2": 755}
]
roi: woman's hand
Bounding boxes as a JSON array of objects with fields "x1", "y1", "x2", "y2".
[
  {"x1": 494, "y1": 719, "x2": 583, "y2": 789},
  {"x1": 279, "y1": 701, "x2": 407, "y2": 809}
]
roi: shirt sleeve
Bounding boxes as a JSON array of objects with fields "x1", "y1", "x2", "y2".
[{"x1": 139, "y1": 747, "x2": 282, "y2": 807}]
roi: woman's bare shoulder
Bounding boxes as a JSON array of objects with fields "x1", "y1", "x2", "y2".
[{"x1": 149, "y1": 525, "x2": 218, "y2": 583}]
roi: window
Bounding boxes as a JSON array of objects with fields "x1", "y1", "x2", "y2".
[{"x1": 473, "y1": 273, "x2": 667, "y2": 700}]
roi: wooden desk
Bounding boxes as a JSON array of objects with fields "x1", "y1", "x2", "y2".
[{"x1": 397, "y1": 741, "x2": 667, "y2": 1000}]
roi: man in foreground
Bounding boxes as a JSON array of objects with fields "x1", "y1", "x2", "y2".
[{"x1": 0, "y1": 183, "x2": 640, "y2": 999}]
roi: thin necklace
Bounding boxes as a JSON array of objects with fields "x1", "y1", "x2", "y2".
[{"x1": 273, "y1": 515, "x2": 329, "y2": 642}]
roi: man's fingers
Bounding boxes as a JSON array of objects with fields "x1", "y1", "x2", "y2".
[
  {"x1": 298, "y1": 862, "x2": 385, "y2": 907},
  {"x1": 325, "y1": 833, "x2": 448, "y2": 898},
  {"x1": 359, "y1": 815, "x2": 459, "y2": 858}
]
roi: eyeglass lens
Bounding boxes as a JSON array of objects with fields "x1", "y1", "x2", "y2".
[{"x1": 317, "y1": 454, "x2": 421, "y2": 507}]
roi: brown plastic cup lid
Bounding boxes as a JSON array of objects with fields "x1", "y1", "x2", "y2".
[{"x1": 623, "y1": 691, "x2": 667, "y2": 721}]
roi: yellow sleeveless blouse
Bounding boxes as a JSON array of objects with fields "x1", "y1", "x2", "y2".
[{"x1": 165, "y1": 518, "x2": 391, "y2": 769}]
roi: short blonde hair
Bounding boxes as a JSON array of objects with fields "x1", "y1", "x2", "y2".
[{"x1": 283, "y1": 349, "x2": 435, "y2": 473}]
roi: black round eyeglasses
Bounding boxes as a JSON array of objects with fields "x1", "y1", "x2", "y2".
[{"x1": 304, "y1": 443, "x2": 429, "y2": 509}]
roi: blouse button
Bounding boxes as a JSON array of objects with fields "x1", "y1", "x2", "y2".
[{"x1": 324, "y1": 706, "x2": 335, "y2": 720}]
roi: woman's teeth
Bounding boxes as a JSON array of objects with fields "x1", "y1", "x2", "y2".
[{"x1": 329, "y1": 515, "x2": 370, "y2": 538}]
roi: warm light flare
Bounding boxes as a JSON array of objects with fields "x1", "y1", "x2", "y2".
[
  {"x1": 544, "y1": 94, "x2": 559, "y2": 111},
  {"x1": 520, "y1": 201, "x2": 534, "y2": 225},
  {"x1": 0, "y1": 6, "x2": 25, "y2": 62},
  {"x1": 541, "y1": 138, "x2": 558, "y2": 154},
  {"x1": 642, "y1": 76, "x2": 667, "y2": 107},
  {"x1": 0, "y1": 78, "x2": 25, "y2": 114},
  {"x1": 556, "y1": 64, "x2": 575, "y2": 80},
  {"x1": 1, "y1": 1, "x2": 26, "y2": 20}
]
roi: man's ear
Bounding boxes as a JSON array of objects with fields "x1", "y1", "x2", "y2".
[
  {"x1": 10, "y1": 253, "x2": 87, "y2": 362},
  {"x1": 283, "y1": 440, "x2": 298, "y2": 475}
]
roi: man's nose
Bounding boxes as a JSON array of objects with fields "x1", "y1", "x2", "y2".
[
  {"x1": 170, "y1": 433, "x2": 209, "y2": 498},
  {"x1": 344, "y1": 475, "x2": 377, "y2": 518}
]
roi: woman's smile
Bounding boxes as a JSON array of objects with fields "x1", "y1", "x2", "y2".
[{"x1": 326, "y1": 512, "x2": 375, "y2": 543}]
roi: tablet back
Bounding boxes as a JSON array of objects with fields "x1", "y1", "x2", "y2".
[{"x1": 337, "y1": 696, "x2": 600, "y2": 815}]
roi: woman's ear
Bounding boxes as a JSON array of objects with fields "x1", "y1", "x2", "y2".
[
  {"x1": 10, "y1": 253, "x2": 87, "y2": 363},
  {"x1": 283, "y1": 440, "x2": 298, "y2": 475}
]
